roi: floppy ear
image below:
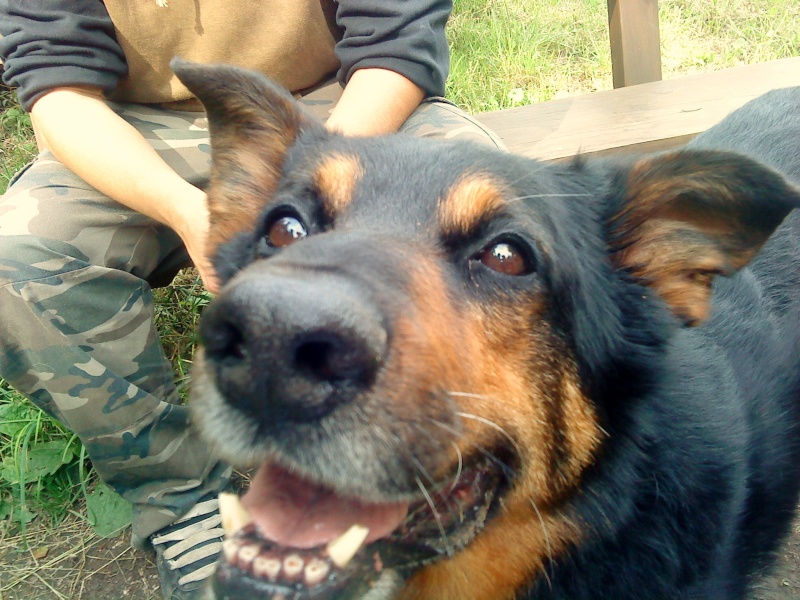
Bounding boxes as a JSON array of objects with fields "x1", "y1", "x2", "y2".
[
  {"x1": 171, "y1": 59, "x2": 323, "y2": 255},
  {"x1": 606, "y1": 149, "x2": 800, "y2": 325}
]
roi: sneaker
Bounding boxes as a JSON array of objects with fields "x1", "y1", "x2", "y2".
[{"x1": 152, "y1": 495, "x2": 223, "y2": 599}]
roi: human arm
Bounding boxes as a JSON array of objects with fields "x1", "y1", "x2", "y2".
[
  {"x1": 328, "y1": 0, "x2": 452, "y2": 136},
  {"x1": 29, "y1": 87, "x2": 219, "y2": 292}
]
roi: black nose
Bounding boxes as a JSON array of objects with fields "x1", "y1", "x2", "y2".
[{"x1": 199, "y1": 269, "x2": 387, "y2": 426}]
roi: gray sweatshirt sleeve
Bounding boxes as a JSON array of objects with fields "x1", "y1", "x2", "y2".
[
  {"x1": 334, "y1": 0, "x2": 452, "y2": 98},
  {"x1": 0, "y1": 0, "x2": 127, "y2": 111}
]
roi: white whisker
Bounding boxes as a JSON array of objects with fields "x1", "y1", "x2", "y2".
[
  {"x1": 530, "y1": 498, "x2": 555, "y2": 588},
  {"x1": 453, "y1": 410, "x2": 525, "y2": 459},
  {"x1": 448, "y1": 442, "x2": 464, "y2": 495},
  {"x1": 416, "y1": 476, "x2": 454, "y2": 557},
  {"x1": 448, "y1": 391, "x2": 490, "y2": 400},
  {"x1": 430, "y1": 419, "x2": 515, "y2": 477},
  {"x1": 411, "y1": 455, "x2": 438, "y2": 490},
  {"x1": 507, "y1": 192, "x2": 592, "y2": 204}
]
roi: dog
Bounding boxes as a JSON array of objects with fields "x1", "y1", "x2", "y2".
[{"x1": 172, "y1": 59, "x2": 800, "y2": 600}]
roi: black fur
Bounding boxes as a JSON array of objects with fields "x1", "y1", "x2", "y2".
[
  {"x1": 525, "y1": 88, "x2": 800, "y2": 599},
  {"x1": 175, "y1": 57, "x2": 800, "y2": 600}
]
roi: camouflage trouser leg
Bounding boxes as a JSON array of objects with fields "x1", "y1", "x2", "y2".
[
  {"x1": 0, "y1": 91, "x2": 501, "y2": 549},
  {"x1": 0, "y1": 105, "x2": 232, "y2": 550}
]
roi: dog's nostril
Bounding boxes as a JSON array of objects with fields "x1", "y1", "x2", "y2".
[
  {"x1": 293, "y1": 336, "x2": 375, "y2": 383},
  {"x1": 205, "y1": 319, "x2": 247, "y2": 362},
  {"x1": 295, "y1": 341, "x2": 336, "y2": 379}
]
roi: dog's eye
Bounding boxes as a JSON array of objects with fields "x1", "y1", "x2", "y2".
[
  {"x1": 266, "y1": 215, "x2": 307, "y2": 248},
  {"x1": 475, "y1": 240, "x2": 533, "y2": 276}
]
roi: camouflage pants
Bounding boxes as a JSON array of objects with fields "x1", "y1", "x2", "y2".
[{"x1": 0, "y1": 83, "x2": 503, "y2": 549}]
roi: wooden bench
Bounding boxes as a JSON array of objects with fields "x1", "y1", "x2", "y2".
[{"x1": 477, "y1": 1, "x2": 800, "y2": 160}]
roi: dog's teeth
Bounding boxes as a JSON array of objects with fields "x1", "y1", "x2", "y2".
[
  {"x1": 219, "y1": 492, "x2": 253, "y2": 538},
  {"x1": 304, "y1": 558, "x2": 331, "y2": 586},
  {"x1": 326, "y1": 524, "x2": 370, "y2": 568},
  {"x1": 283, "y1": 553, "x2": 305, "y2": 580},
  {"x1": 222, "y1": 538, "x2": 239, "y2": 562},
  {"x1": 254, "y1": 556, "x2": 282, "y2": 581},
  {"x1": 238, "y1": 544, "x2": 260, "y2": 567}
]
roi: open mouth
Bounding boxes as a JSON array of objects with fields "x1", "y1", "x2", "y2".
[{"x1": 214, "y1": 457, "x2": 506, "y2": 599}]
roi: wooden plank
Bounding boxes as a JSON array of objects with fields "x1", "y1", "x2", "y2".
[
  {"x1": 476, "y1": 57, "x2": 800, "y2": 161},
  {"x1": 607, "y1": 0, "x2": 662, "y2": 88}
]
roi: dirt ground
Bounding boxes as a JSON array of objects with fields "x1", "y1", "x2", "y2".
[
  {"x1": 0, "y1": 512, "x2": 160, "y2": 600},
  {"x1": 1, "y1": 509, "x2": 799, "y2": 599},
  {"x1": 749, "y1": 513, "x2": 800, "y2": 600}
]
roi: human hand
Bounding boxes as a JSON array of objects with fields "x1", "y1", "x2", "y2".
[
  {"x1": 325, "y1": 68, "x2": 425, "y2": 136},
  {"x1": 170, "y1": 188, "x2": 221, "y2": 294}
]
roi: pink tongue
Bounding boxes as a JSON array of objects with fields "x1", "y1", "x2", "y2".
[{"x1": 241, "y1": 463, "x2": 409, "y2": 549}]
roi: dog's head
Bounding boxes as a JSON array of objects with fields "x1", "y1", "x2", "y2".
[{"x1": 173, "y1": 60, "x2": 800, "y2": 600}]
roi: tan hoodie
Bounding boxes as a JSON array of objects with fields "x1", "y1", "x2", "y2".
[{"x1": 105, "y1": 0, "x2": 341, "y2": 105}]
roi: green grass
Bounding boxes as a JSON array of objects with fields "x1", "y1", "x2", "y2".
[
  {"x1": 446, "y1": 0, "x2": 800, "y2": 112},
  {"x1": 0, "y1": 87, "x2": 35, "y2": 189},
  {"x1": 447, "y1": 0, "x2": 613, "y2": 111},
  {"x1": 2, "y1": 0, "x2": 800, "y2": 535}
]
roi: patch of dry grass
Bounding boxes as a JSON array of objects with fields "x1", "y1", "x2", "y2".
[{"x1": 0, "y1": 509, "x2": 159, "y2": 599}]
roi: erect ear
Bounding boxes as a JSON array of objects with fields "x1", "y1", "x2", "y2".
[
  {"x1": 606, "y1": 149, "x2": 800, "y2": 326},
  {"x1": 171, "y1": 59, "x2": 324, "y2": 255}
]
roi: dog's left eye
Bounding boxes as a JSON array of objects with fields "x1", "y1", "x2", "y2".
[
  {"x1": 474, "y1": 240, "x2": 534, "y2": 276},
  {"x1": 265, "y1": 215, "x2": 307, "y2": 248}
]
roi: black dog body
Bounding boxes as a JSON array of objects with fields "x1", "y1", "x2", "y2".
[
  {"x1": 173, "y1": 58, "x2": 800, "y2": 600},
  {"x1": 544, "y1": 90, "x2": 800, "y2": 600}
]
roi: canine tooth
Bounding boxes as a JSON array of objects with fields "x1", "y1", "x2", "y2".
[
  {"x1": 219, "y1": 492, "x2": 253, "y2": 538},
  {"x1": 254, "y1": 556, "x2": 282, "y2": 581},
  {"x1": 283, "y1": 554, "x2": 304, "y2": 580},
  {"x1": 238, "y1": 544, "x2": 259, "y2": 566},
  {"x1": 304, "y1": 558, "x2": 331, "y2": 586},
  {"x1": 222, "y1": 538, "x2": 239, "y2": 562},
  {"x1": 326, "y1": 524, "x2": 370, "y2": 568}
]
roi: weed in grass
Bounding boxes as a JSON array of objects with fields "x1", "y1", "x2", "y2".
[
  {"x1": 0, "y1": 383, "x2": 87, "y2": 529},
  {"x1": 659, "y1": 0, "x2": 800, "y2": 74},
  {"x1": 447, "y1": 0, "x2": 613, "y2": 112},
  {"x1": 153, "y1": 268, "x2": 212, "y2": 398}
]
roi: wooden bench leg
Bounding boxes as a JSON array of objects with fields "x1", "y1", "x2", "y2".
[{"x1": 607, "y1": 0, "x2": 662, "y2": 88}]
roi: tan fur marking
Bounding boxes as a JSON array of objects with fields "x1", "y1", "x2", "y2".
[
  {"x1": 560, "y1": 370, "x2": 604, "y2": 479},
  {"x1": 611, "y1": 155, "x2": 758, "y2": 325},
  {"x1": 313, "y1": 154, "x2": 363, "y2": 218},
  {"x1": 439, "y1": 174, "x2": 507, "y2": 237},
  {"x1": 388, "y1": 285, "x2": 603, "y2": 598},
  {"x1": 206, "y1": 152, "x2": 284, "y2": 254},
  {"x1": 206, "y1": 119, "x2": 300, "y2": 255},
  {"x1": 458, "y1": 301, "x2": 604, "y2": 500},
  {"x1": 613, "y1": 218, "x2": 728, "y2": 325}
]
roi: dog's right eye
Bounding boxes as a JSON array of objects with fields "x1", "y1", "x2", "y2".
[
  {"x1": 265, "y1": 215, "x2": 307, "y2": 248},
  {"x1": 473, "y1": 239, "x2": 535, "y2": 276}
]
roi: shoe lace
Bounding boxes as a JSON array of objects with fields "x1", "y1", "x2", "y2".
[{"x1": 151, "y1": 497, "x2": 224, "y2": 586}]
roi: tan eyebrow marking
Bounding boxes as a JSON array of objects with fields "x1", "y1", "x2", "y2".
[
  {"x1": 438, "y1": 173, "x2": 507, "y2": 237},
  {"x1": 313, "y1": 153, "x2": 363, "y2": 218}
]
